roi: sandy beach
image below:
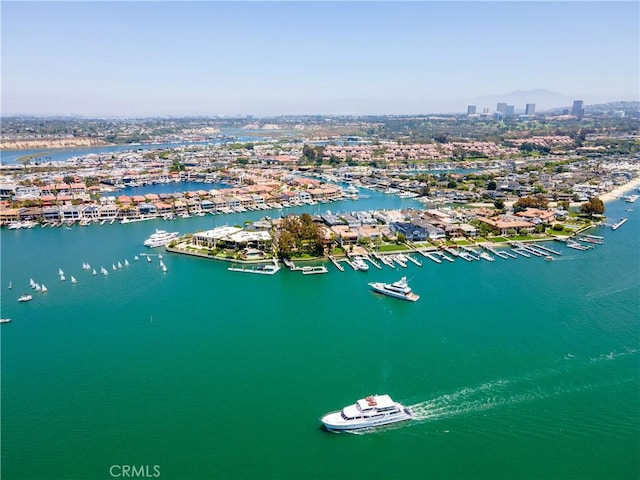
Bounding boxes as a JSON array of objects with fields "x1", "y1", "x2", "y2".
[{"x1": 600, "y1": 176, "x2": 640, "y2": 203}]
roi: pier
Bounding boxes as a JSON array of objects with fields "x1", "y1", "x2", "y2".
[
  {"x1": 482, "y1": 244, "x2": 511, "y2": 260},
  {"x1": 436, "y1": 251, "x2": 455, "y2": 262},
  {"x1": 328, "y1": 255, "x2": 345, "y2": 272}
]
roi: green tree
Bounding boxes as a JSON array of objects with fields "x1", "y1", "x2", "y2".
[{"x1": 580, "y1": 197, "x2": 605, "y2": 217}]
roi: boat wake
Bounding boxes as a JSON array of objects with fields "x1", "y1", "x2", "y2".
[{"x1": 348, "y1": 350, "x2": 638, "y2": 435}]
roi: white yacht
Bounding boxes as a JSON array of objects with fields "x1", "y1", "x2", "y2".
[
  {"x1": 321, "y1": 394, "x2": 412, "y2": 431},
  {"x1": 352, "y1": 257, "x2": 369, "y2": 271},
  {"x1": 143, "y1": 229, "x2": 180, "y2": 248},
  {"x1": 18, "y1": 293, "x2": 33, "y2": 302},
  {"x1": 368, "y1": 276, "x2": 419, "y2": 302}
]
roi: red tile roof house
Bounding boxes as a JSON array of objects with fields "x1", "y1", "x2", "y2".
[{"x1": 516, "y1": 208, "x2": 556, "y2": 224}]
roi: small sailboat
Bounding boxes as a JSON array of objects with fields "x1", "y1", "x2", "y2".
[
  {"x1": 112, "y1": 264, "x2": 117, "y2": 271},
  {"x1": 147, "y1": 256, "x2": 152, "y2": 263},
  {"x1": 134, "y1": 256, "x2": 139, "y2": 261},
  {"x1": 158, "y1": 253, "x2": 163, "y2": 259},
  {"x1": 124, "y1": 259, "x2": 130, "y2": 266},
  {"x1": 34, "y1": 283, "x2": 41, "y2": 292},
  {"x1": 160, "y1": 260, "x2": 167, "y2": 272},
  {"x1": 117, "y1": 261, "x2": 123, "y2": 269},
  {"x1": 58, "y1": 268, "x2": 64, "y2": 276},
  {"x1": 71, "y1": 276, "x2": 77, "y2": 284},
  {"x1": 60, "y1": 274, "x2": 66, "y2": 281},
  {"x1": 101, "y1": 266, "x2": 109, "y2": 276},
  {"x1": 41, "y1": 284, "x2": 48, "y2": 292},
  {"x1": 8, "y1": 281, "x2": 12, "y2": 289},
  {"x1": 92, "y1": 268, "x2": 97, "y2": 276},
  {"x1": 30, "y1": 278, "x2": 36, "y2": 289}
]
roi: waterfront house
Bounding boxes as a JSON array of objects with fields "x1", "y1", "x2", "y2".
[
  {"x1": 0, "y1": 208, "x2": 22, "y2": 223},
  {"x1": 81, "y1": 205, "x2": 100, "y2": 220},
  {"x1": 60, "y1": 205, "x2": 80, "y2": 221},
  {"x1": 477, "y1": 216, "x2": 535, "y2": 236},
  {"x1": 42, "y1": 206, "x2": 61, "y2": 222},
  {"x1": 98, "y1": 204, "x2": 118, "y2": 219}
]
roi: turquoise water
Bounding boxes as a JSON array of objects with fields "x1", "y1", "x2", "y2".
[{"x1": 1, "y1": 198, "x2": 638, "y2": 479}]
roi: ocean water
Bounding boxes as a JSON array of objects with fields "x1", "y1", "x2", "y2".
[{"x1": 1, "y1": 198, "x2": 638, "y2": 480}]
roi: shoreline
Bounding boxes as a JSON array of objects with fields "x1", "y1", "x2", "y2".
[{"x1": 600, "y1": 177, "x2": 640, "y2": 204}]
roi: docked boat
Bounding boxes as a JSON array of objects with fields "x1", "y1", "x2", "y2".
[
  {"x1": 352, "y1": 257, "x2": 369, "y2": 271},
  {"x1": 18, "y1": 293, "x2": 33, "y2": 302},
  {"x1": 228, "y1": 263, "x2": 280, "y2": 275},
  {"x1": 321, "y1": 394, "x2": 412, "y2": 431},
  {"x1": 368, "y1": 276, "x2": 419, "y2": 302},
  {"x1": 301, "y1": 265, "x2": 328, "y2": 275},
  {"x1": 144, "y1": 229, "x2": 180, "y2": 248}
]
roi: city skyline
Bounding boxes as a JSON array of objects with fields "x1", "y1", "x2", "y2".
[{"x1": 2, "y1": 1, "x2": 638, "y2": 117}]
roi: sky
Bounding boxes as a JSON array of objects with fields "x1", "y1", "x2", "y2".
[{"x1": 1, "y1": 1, "x2": 638, "y2": 117}]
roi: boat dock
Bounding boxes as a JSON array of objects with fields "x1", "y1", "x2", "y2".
[
  {"x1": 460, "y1": 246, "x2": 480, "y2": 260},
  {"x1": 532, "y1": 243, "x2": 562, "y2": 256},
  {"x1": 301, "y1": 265, "x2": 328, "y2": 275},
  {"x1": 567, "y1": 240, "x2": 591, "y2": 251},
  {"x1": 422, "y1": 251, "x2": 442, "y2": 264},
  {"x1": 328, "y1": 255, "x2": 345, "y2": 272},
  {"x1": 611, "y1": 217, "x2": 628, "y2": 230},
  {"x1": 405, "y1": 255, "x2": 422, "y2": 267},
  {"x1": 482, "y1": 244, "x2": 512, "y2": 260},
  {"x1": 365, "y1": 255, "x2": 382, "y2": 269},
  {"x1": 443, "y1": 247, "x2": 459, "y2": 257},
  {"x1": 436, "y1": 251, "x2": 455, "y2": 262},
  {"x1": 578, "y1": 234, "x2": 604, "y2": 245},
  {"x1": 393, "y1": 255, "x2": 408, "y2": 268}
]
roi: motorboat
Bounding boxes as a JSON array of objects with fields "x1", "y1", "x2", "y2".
[
  {"x1": 352, "y1": 257, "x2": 369, "y2": 271},
  {"x1": 368, "y1": 276, "x2": 419, "y2": 302},
  {"x1": 18, "y1": 293, "x2": 33, "y2": 302},
  {"x1": 0, "y1": 318, "x2": 11, "y2": 323},
  {"x1": 321, "y1": 394, "x2": 412, "y2": 431},
  {"x1": 144, "y1": 229, "x2": 180, "y2": 248}
]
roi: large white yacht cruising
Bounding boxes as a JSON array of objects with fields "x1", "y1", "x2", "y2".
[
  {"x1": 321, "y1": 394, "x2": 412, "y2": 431},
  {"x1": 143, "y1": 229, "x2": 180, "y2": 248},
  {"x1": 368, "y1": 276, "x2": 419, "y2": 301}
]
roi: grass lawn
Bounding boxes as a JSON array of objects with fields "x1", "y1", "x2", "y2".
[{"x1": 376, "y1": 243, "x2": 411, "y2": 252}]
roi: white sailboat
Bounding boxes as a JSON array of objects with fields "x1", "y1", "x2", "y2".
[
  {"x1": 41, "y1": 284, "x2": 48, "y2": 293},
  {"x1": 134, "y1": 256, "x2": 139, "y2": 261},
  {"x1": 71, "y1": 276, "x2": 77, "y2": 284},
  {"x1": 8, "y1": 281, "x2": 12, "y2": 289},
  {"x1": 60, "y1": 274, "x2": 66, "y2": 281},
  {"x1": 124, "y1": 259, "x2": 130, "y2": 266},
  {"x1": 117, "y1": 261, "x2": 123, "y2": 269},
  {"x1": 30, "y1": 278, "x2": 36, "y2": 289},
  {"x1": 101, "y1": 267, "x2": 109, "y2": 276},
  {"x1": 58, "y1": 268, "x2": 64, "y2": 276},
  {"x1": 158, "y1": 253, "x2": 163, "y2": 259},
  {"x1": 147, "y1": 256, "x2": 152, "y2": 263},
  {"x1": 112, "y1": 264, "x2": 117, "y2": 271},
  {"x1": 92, "y1": 268, "x2": 97, "y2": 276},
  {"x1": 160, "y1": 260, "x2": 167, "y2": 272},
  {"x1": 34, "y1": 283, "x2": 41, "y2": 292}
]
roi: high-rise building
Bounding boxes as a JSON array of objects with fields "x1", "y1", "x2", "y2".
[
  {"x1": 496, "y1": 103, "x2": 507, "y2": 114},
  {"x1": 467, "y1": 105, "x2": 476, "y2": 115},
  {"x1": 525, "y1": 103, "x2": 536, "y2": 115},
  {"x1": 571, "y1": 100, "x2": 584, "y2": 119},
  {"x1": 505, "y1": 105, "x2": 515, "y2": 117}
]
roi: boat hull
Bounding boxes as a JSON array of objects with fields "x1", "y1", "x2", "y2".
[
  {"x1": 369, "y1": 283, "x2": 419, "y2": 301},
  {"x1": 321, "y1": 409, "x2": 412, "y2": 431}
]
